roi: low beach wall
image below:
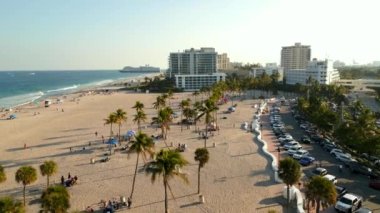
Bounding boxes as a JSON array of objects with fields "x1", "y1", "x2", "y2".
[{"x1": 252, "y1": 101, "x2": 282, "y2": 183}]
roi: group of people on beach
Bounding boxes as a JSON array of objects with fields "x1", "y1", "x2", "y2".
[
  {"x1": 61, "y1": 173, "x2": 78, "y2": 187},
  {"x1": 96, "y1": 196, "x2": 132, "y2": 213}
]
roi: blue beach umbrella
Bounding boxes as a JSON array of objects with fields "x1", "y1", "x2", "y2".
[
  {"x1": 106, "y1": 138, "x2": 118, "y2": 145},
  {"x1": 106, "y1": 138, "x2": 118, "y2": 155},
  {"x1": 126, "y1": 130, "x2": 136, "y2": 138}
]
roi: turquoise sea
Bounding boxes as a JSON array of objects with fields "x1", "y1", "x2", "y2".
[{"x1": 0, "y1": 70, "x2": 151, "y2": 108}]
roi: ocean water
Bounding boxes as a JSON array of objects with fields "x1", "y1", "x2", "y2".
[{"x1": 0, "y1": 70, "x2": 150, "y2": 108}]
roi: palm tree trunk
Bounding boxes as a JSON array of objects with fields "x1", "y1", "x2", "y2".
[
  {"x1": 110, "y1": 123, "x2": 113, "y2": 138},
  {"x1": 118, "y1": 124, "x2": 121, "y2": 143},
  {"x1": 197, "y1": 164, "x2": 201, "y2": 194},
  {"x1": 47, "y1": 176, "x2": 49, "y2": 188},
  {"x1": 204, "y1": 124, "x2": 208, "y2": 148},
  {"x1": 23, "y1": 185, "x2": 26, "y2": 206},
  {"x1": 130, "y1": 152, "x2": 140, "y2": 200},
  {"x1": 138, "y1": 121, "x2": 140, "y2": 131},
  {"x1": 181, "y1": 114, "x2": 183, "y2": 132},
  {"x1": 164, "y1": 178, "x2": 168, "y2": 213},
  {"x1": 316, "y1": 199, "x2": 320, "y2": 213},
  {"x1": 287, "y1": 185, "x2": 290, "y2": 210}
]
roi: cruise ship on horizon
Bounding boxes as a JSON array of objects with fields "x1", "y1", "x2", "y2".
[{"x1": 120, "y1": 65, "x2": 160, "y2": 73}]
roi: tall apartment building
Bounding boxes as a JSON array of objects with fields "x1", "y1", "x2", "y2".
[
  {"x1": 217, "y1": 53, "x2": 230, "y2": 70},
  {"x1": 285, "y1": 59, "x2": 340, "y2": 85},
  {"x1": 281, "y1": 43, "x2": 311, "y2": 71},
  {"x1": 169, "y1": 48, "x2": 226, "y2": 91}
]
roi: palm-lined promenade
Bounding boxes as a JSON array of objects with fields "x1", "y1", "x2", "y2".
[{"x1": 0, "y1": 90, "x2": 283, "y2": 212}]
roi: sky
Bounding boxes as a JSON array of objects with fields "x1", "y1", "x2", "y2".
[{"x1": 0, "y1": 0, "x2": 379, "y2": 70}]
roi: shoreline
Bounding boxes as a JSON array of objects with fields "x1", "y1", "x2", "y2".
[{"x1": 0, "y1": 72, "x2": 161, "y2": 111}]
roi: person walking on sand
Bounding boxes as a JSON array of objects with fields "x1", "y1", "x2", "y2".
[
  {"x1": 127, "y1": 197, "x2": 132, "y2": 208},
  {"x1": 102, "y1": 135, "x2": 105, "y2": 144},
  {"x1": 68, "y1": 172, "x2": 71, "y2": 179},
  {"x1": 95, "y1": 131, "x2": 98, "y2": 137}
]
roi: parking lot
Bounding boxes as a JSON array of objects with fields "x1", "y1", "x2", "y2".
[{"x1": 262, "y1": 101, "x2": 380, "y2": 212}]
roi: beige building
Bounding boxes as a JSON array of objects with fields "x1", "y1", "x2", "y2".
[
  {"x1": 281, "y1": 42, "x2": 311, "y2": 71},
  {"x1": 217, "y1": 53, "x2": 230, "y2": 70}
]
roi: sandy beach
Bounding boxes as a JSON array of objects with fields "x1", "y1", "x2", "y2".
[{"x1": 0, "y1": 91, "x2": 283, "y2": 212}]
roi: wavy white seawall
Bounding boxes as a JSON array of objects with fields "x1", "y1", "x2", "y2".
[{"x1": 252, "y1": 101, "x2": 282, "y2": 183}]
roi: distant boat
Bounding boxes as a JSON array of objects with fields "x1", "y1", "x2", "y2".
[{"x1": 120, "y1": 65, "x2": 160, "y2": 73}]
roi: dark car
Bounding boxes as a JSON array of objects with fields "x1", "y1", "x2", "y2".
[
  {"x1": 323, "y1": 143, "x2": 337, "y2": 152},
  {"x1": 348, "y1": 161, "x2": 373, "y2": 177},
  {"x1": 369, "y1": 176, "x2": 380, "y2": 190},
  {"x1": 335, "y1": 185, "x2": 348, "y2": 198},
  {"x1": 308, "y1": 167, "x2": 328, "y2": 178},
  {"x1": 310, "y1": 134, "x2": 323, "y2": 143},
  {"x1": 299, "y1": 156, "x2": 315, "y2": 166}
]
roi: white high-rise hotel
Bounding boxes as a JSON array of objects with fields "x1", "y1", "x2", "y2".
[
  {"x1": 169, "y1": 48, "x2": 226, "y2": 91},
  {"x1": 281, "y1": 43, "x2": 340, "y2": 85}
]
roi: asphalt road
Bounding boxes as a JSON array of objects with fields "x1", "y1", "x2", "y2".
[{"x1": 275, "y1": 104, "x2": 380, "y2": 212}]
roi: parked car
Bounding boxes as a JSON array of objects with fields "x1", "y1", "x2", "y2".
[
  {"x1": 336, "y1": 153, "x2": 356, "y2": 165},
  {"x1": 283, "y1": 142, "x2": 302, "y2": 150},
  {"x1": 310, "y1": 134, "x2": 323, "y2": 143},
  {"x1": 323, "y1": 143, "x2": 337, "y2": 152},
  {"x1": 300, "y1": 135, "x2": 312, "y2": 144},
  {"x1": 323, "y1": 174, "x2": 338, "y2": 184},
  {"x1": 347, "y1": 161, "x2": 373, "y2": 177},
  {"x1": 335, "y1": 193, "x2": 363, "y2": 213},
  {"x1": 330, "y1": 149, "x2": 347, "y2": 157},
  {"x1": 299, "y1": 156, "x2": 315, "y2": 166},
  {"x1": 335, "y1": 185, "x2": 347, "y2": 198},
  {"x1": 292, "y1": 150, "x2": 309, "y2": 160},
  {"x1": 309, "y1": 167, "x2": 328, "y2": 177},
  {"x1": 355, "y1": 207, "x2": 373, "y2": 213},
  {"x1": 287, "y1": 147, "x2": 303, "y2": 156},
  {"x1": 369, "y1": 176, "x2": 380, "y2": 190}
]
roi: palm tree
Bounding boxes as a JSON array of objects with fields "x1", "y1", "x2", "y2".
[
  {"x1": 41, "y1": 185, "x2": 70, "y2": 213},
  {"x1": 0, "y1": 196, "x2": 25, "y2": 213},
  {"x1": 197, "y1": 99, "x2": 219, "y2": 148},
  {"x1": 0, "y1": 165, "x2": 6, "y2": 185},
  {"x1": 127, "y1": 132, "x2": 155, "y2": 203},
  {"x1": 179, "y1": 99, "x2": 190, "y2": 132},
  {"x1": 151, "y1": 107, "x2": 173, "y2": 141},
  {"x1": 15, "y1": 166, "x2": 37, "y2": 206},
  {"x1": 39, "y1": 160, "x2": 58, "y2": 188},
  {"x1": 104, "y1": 113, "x2": 117, "y2": 138},
  {"x1": 133, "y1": 110, "x2": 147, "y2": 131},
  {"x1": 192, "y1": 91, "x2": 200, "y2": 103},
  {"x1": 278, "y1": 158, "x2": 301, "y2": 207},
  {"x1": 153, "y1": 95, "x2": 166, "y2": 110},
  {"x1": 305, "y1": 176, "x2": 337, "y2": 213},
  {"x1": 194, "y1": 148, "x2": 209, "y2": 194},
  {"x1": 183, "y1": 107, "x2": 196, "y2": 130},
  {"x1": 145, "y1": 149, "x2": 189, "y2": 213},
  {"x1": 114, "y1": 109, "x2": 127, "y2": 142},
  {"x1": 132, "y1": 101, "x2": 144, "y2": 112},
  {"x1": 167, "y1": 90, "x2": 174, "y2": 106}
]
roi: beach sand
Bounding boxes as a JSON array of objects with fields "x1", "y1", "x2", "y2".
[{"x1": 0, "y1": 91, "x2": 283, "y2": 212}]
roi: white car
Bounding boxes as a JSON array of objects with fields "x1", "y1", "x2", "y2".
[
  {"x1": 330, "y1": 149, "x2": 350, "y2": 157},
  {"x1": 292, "y1": 150, "x2": 309, "y2": 160},
  {"x1": 287, "y1": 147, "x2": 303, "y2": 156},
  {"x1": 284, "y1": 142, "x2": 302, "y2": 150},
  {"x1": 335, "y1": 193, "x2": 363, "y2": 213},
  {"x1": 336, "y1": 154, "x2": 356, "y2": 165},
  {"x1": 323, "y1": 174, "x2": 338, "y2": 184}
]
